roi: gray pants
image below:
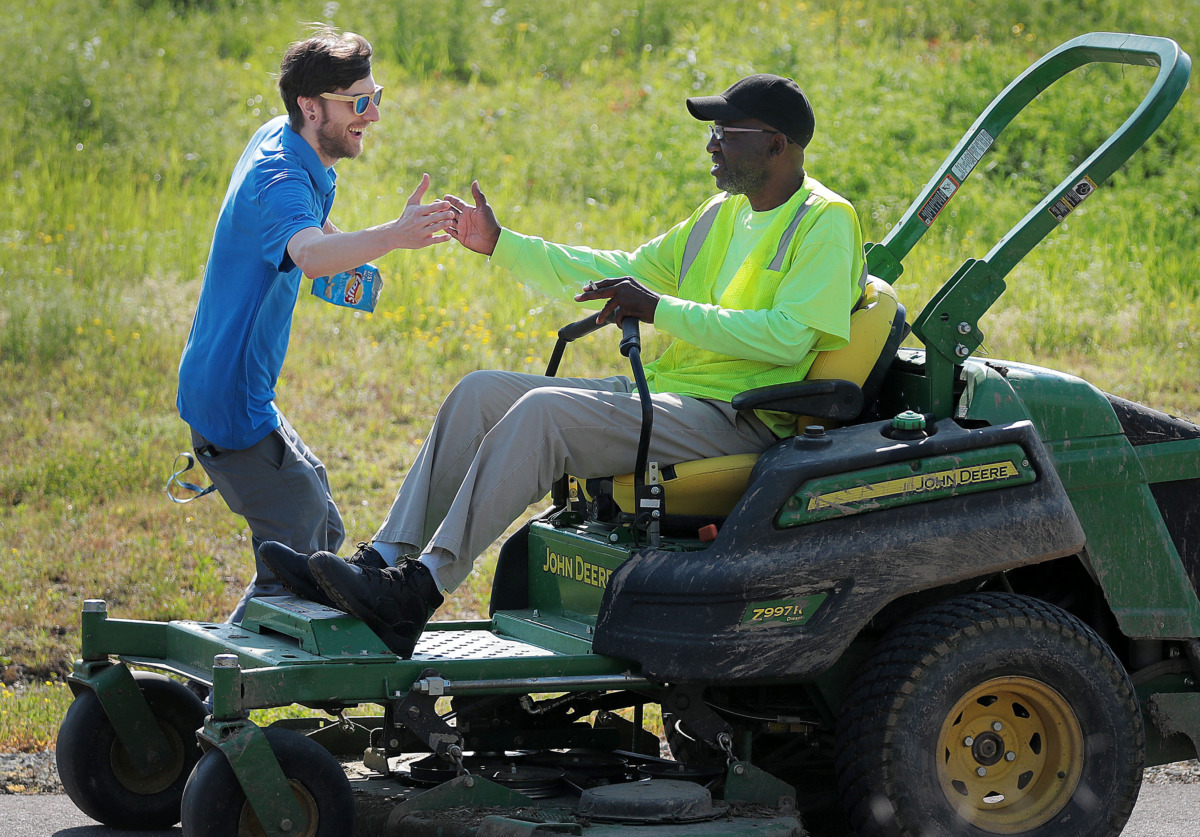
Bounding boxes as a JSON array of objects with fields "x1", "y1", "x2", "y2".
[
  {"x1": 373, "y1": 370, "x2": 778, "y2": 590},
  {"x1": 191, "y1": 415, "x2": 344, "y2": 623}
]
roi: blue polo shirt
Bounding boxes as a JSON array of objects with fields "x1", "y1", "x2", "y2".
[{"x1": 177, "y1": 116, "x2": 337, "y2": 449}]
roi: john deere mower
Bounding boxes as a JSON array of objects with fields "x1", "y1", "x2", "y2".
[{"x1": 56, "y1": 32, "x2": 1199, "y2": 837}]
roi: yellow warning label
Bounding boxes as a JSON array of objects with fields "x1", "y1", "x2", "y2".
[
  {"x1": 808, "y1": 461, "x2": 1020, "y2": 511},
  {"x1": 1049, "y1": 175, "x2": 1098, "y2": 222}
]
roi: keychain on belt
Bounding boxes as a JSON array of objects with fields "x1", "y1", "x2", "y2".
[{"x1": 165, "y1": 452, "x2": 218, "y2": 504}]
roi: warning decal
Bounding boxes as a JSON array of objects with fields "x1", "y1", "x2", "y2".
[
  {"x1": 1049, "y1": 176, "x2": 1098, "y2": 222},
  {"x1": 951, "y1": 130, "x2": 994, "y2": 181},
  {"x1": 918, "y1": 175, "x2": 960, "y2": 226}
]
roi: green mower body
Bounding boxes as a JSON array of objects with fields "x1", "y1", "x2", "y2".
[{"x1": 58, "y1": 32, "x2": 1200, "y2": 837}]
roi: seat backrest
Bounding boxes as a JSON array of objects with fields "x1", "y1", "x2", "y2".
[
  {"x1": 788, "y1": 275, "x2": 905, "y2": 428},
  {"x1": 809, "y1": 276, "x2": 902, "y2": 389},
  {"x1": 607, "y1": 277, "x2": 906, "y2": 519}
]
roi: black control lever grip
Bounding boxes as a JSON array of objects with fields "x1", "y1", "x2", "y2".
[
  {"x1": 620, "y1": 316, "x2": 641, "y2": 358},
  {"x1": 557, "y1": 313, "x2": 608, "y2": 343}
]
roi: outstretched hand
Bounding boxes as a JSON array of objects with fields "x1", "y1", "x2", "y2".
[
  {"x1": 392, "y1": 174, "x2": 456, "y2": 249},
  {"x1": 574, "y1": 277, "x2": 660, "y2": 325},
  {"x1": 444, "y1": 180, "x2": 502, "y2": 256}
]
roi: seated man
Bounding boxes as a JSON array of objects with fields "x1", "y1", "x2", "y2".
[{"x1": 261, "y1": 73, "x2": 866, "y2": 658}]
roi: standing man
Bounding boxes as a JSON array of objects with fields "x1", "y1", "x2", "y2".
[
  {"x1": 261, "y1": 74, "x2": 866, "y2": 657},
  {"x1": 177, "y1": 27, "x2": 456, "y2": 623}
]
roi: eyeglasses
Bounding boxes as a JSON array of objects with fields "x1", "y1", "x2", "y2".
[
  {"x1": 320, "y1": 85, "x2": 384, "y2": 115},
  {"x1": 709, "y1": 124, "x2": 780, "y2": 142}
]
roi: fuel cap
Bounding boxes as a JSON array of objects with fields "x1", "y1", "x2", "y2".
[{"x1": 892, "y1": 410, "x2": 926, "y2": 431}]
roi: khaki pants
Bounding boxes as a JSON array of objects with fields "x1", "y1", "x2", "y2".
[
  {"x1": 373, "y1": 370, "x2": 778, "y2": 590},
  {"x1": 191, "y1": 415, "x2": 344, "y2": 622}
]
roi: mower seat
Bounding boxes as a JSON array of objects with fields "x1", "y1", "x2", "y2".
[{"x1": 608, "y1": 276, "x2": 905, "y2": 518}]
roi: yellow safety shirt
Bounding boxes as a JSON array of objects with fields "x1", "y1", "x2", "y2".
[{"x1": 490, "y1": 176, "x2": 865, "y2": 437}]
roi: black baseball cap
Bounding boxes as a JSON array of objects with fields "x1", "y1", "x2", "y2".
[{"x1": 687, "y1": 74, "x2": 815, "y2": 148}]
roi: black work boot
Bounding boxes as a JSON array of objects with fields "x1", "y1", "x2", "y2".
[
  {"x1": 309, "y1": 553, "x2": 444, "y2": 658},
  {"x1": 258, "y1": 541, "x2": 387, "y2": 610}
]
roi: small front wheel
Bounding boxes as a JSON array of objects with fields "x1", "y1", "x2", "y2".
[
  {"x1": 56, "y1": 670, "x2": 206, "y2": 829},
  {"x1": 180, "y1": 726, "x2": 354, "y2": 836}
]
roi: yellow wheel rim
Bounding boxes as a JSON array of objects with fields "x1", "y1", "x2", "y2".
[{"x1": 935, "y1": 675, "x2": 1083, "y2": 833}]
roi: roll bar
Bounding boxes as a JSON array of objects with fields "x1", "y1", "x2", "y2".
[{"x1": 865, "y1": 33, "x2": 1191, "y2": 418}]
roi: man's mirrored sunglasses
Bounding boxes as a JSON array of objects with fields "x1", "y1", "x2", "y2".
[{"x1": 320, "y1": 86, "x2": 384, "y2": 115}]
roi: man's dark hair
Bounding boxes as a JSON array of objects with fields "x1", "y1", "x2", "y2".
[{"x1": 279, "y1": 27, "x2": 373, "y2": 132}]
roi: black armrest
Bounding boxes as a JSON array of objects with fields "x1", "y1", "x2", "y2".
[{"x1": 731, "y1": 379, "x2": 864, "y2": 421}]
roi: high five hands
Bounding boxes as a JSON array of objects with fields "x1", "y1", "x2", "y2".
[
  {"x1": 443, "y1": 181, "x2": 658, "y2": 324},
  {"x1": 394, "y1": 173, "x2": 457, "y2": 249},
  {"x1": 443, "y1": 180, "x2": 502, "y2": 256}
]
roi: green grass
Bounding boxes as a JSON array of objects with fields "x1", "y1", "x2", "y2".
[{"x1": 2, "y1": 0, "x2": 1199, "y2": 749}]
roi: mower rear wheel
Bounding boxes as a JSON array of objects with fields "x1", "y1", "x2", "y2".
[
  {"x1": 835, "y1": 592, "x2": 1143, "y2": 837},
  {"x1": 180, "y1": 726, "x2": 353, "y2": 837},
  {"x1": 56, "y1": 671, "x2": 205, "y2": 829}
]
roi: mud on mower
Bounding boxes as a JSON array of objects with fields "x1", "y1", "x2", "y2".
[{"x1": 57, "y1": 33, "x2": 1200, "y2": 837}]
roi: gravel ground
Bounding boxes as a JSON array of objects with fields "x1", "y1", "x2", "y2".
[
  {"x1": 1, "y1": 752, "x2": 61, "y2": 795},
  {"x1": 4, "y1": 750, "x2": 1200, "y2": 795},
  {"x1": 1143, "y1": 759, "x2": 1200, "y2": 784}
]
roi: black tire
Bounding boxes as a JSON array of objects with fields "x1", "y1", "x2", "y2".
[
  {"x1": 56, "y1": 670, "x2": 206, "y2": 829},
  {"x1": 834, "y1": 592, "x2": 1144, "y2": 837},
  {"x1": 180, "y1": 726, "x2": 354, "y2": 836}
]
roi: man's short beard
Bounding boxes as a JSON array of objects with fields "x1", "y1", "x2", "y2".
[
  {"x1": 314, "y1": 104, "x2": 360, "y2": 162},
  {"x1": 716, "y1": 161, "x2": 769, "y2": 196}
]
